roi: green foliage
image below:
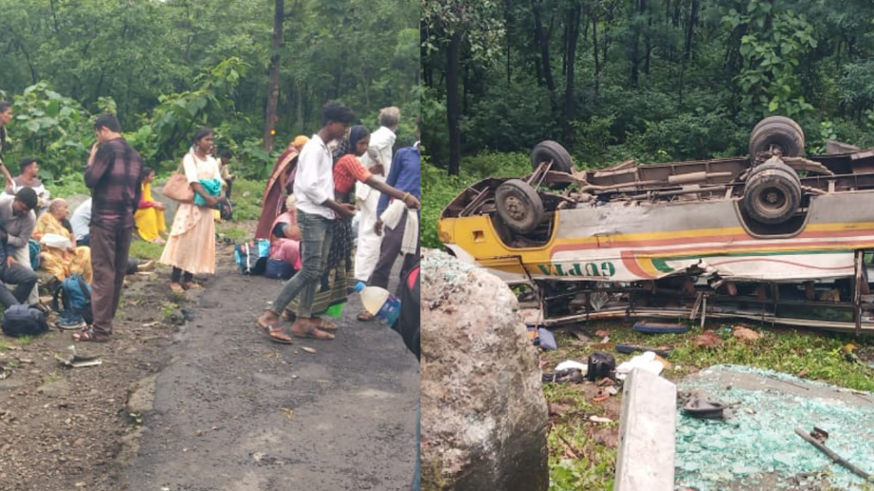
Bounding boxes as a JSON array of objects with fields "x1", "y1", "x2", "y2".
[
  {"x1": 727, "y1": 3, "x2": 817, "y2": 118},
  {"x1": 4, "y1": 82, "x2": 91, "y2": 179}
]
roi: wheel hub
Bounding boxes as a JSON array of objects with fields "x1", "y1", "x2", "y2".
[{"x1": 503, "y1": 195, "x2": 527, "y2": 220}]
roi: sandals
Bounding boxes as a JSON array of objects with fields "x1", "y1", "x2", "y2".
[
  {"x1": 290, "y1": 321, "x2": 335, "y2": 340},
  {"x1": 170, "y1": 283, "x2": 185, "y2": 294},
  {"x1": 357, "y1": 311, "x2": 375, "y2": 322},
  {"x1": 72, "y1": 327, "x2": 110, "y2": 343},
  {"x1": 256, "y1": 315, "x2": 293, "y2": 344},
  {"x1": 266, "y1": 326, "x2": 293, "y2": 344},
  {"x1": 184, "y1": 281, "x2": 203, "y2": 290},
  {"x1": 310, "y1": 317, "x2": 339, "y2": 332}
]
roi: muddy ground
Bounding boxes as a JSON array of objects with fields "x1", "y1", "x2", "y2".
[{"x1": 0, "y1": 239, "x2": 418, "y2": 490}]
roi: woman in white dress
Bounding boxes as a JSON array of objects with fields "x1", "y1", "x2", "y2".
[{"x1": 160, "y1": 128, "x2": 223, "y2": 293}]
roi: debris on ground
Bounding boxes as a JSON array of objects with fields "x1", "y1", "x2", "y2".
[
  {"x1": 633, "y1": 321, "x2": 689, "y2": 334},
  {"x1": 732, "y1": 325, "x2": 762, "y2": 343},
  {"x1": 676, "y1": 365, "x2": 874, "y2": 490},
  {"x1": 586, "y1": 352, "x2": 615, "y2": 381},
  {"x1": 615, "y1": 343, "x2": 672, "y2": 357},
  {"x1": 589, "y1": 415, "x2": 612, "y2": 424},
  {"x1": 693, "y1": 330, "x2": 723, "y2": 349},
  {"x1": 542, "y1": 369, "x2": 585, "y2": 384},
  {"x1": 554, "y1": 360, "x2": 588, "y2": 373},
  {"x1": 615, "y1": 351, "x2": 665, "y2": 380}
]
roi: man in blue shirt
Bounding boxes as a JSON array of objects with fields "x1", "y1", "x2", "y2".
[{"x1": 366, "y1": 141, "x2": 420, "y2": 292}]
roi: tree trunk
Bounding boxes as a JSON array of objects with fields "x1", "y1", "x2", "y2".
[
  {"x1": 447, "y1": 33, "x2": 462, "y2": 176},
  {"x1": 684, "y1": 0, "x2": 699, "y2": 61},
  {"x1": 563, "y1": 3, "x2": 581, "y2": 142},
  {"x1": 532, "y1": 0, "x2": 555, "y2": 93},
  {"x1": 592, "y1": 12, "x2": 600, "y2": 108},
  {"x1": 264, "y1": 0, "x2": 284, "y2": 151}
]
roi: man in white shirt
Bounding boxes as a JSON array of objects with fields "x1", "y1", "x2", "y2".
[
  {"x1": 1, "y1": 157, "x2": 50, "y2": 214},
  {"x1": 257, "y1": 102, "x2": 356, "y2": 343},
  {"x1": 70, "y1": 198, "x2": 92, "y2": 246},
  {"x1": 354, "y1": 107, "x2": 399, "y2": 290}
]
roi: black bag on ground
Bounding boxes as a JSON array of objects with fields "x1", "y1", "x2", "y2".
[
  {"x1": 586, "y1": 351, "x2": 616, "y2": 381},
  {"x1": 2, "y1": 304, "x2": 49, "y2": 337}
]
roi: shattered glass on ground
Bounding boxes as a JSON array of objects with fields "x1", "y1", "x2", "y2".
[{"x1": 676, "y1": 364, "x2": 874, "y2": 490}]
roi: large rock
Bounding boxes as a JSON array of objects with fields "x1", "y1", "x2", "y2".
[{"x1": 420, "y1": 250, "x2": 549, "y2": 491}]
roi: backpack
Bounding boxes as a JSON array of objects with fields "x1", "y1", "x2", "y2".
[
  {"x1": 2, "y1": 304, "x2": 49, "y2": 337},
  {"x1": 51, "y1": 274, "x2": 93, "y2": 326},
  {"x1": 234, "y1": 239, "x2": 269, "y2": 275},
  {"x1": 263, "y1": 258, "x2": 295, "y2": 280}
]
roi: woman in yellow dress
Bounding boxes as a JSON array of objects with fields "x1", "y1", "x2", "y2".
[
  {"x1": 33, "y1": 198, "x2": 92, "y2": 283},
  {"x1": 134, "y1": 167, "x2": 167, "y2": 244}
]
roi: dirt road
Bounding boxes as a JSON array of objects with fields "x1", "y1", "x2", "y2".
[{"x1": 121, "y1": 257, "x2": 419, "y2": 490}]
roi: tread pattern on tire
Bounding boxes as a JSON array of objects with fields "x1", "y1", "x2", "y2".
[{"x1": 749, "y1": 116, "x2": 805, "y2": 158}]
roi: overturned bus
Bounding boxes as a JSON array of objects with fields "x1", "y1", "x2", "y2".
[{"x1": 438, "y1": 116, "x2": 874, "y2": 334}]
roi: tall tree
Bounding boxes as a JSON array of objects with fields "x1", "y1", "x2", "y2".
[{"x1": 264, "y1": 0, "x2": 285, "y2": 151}]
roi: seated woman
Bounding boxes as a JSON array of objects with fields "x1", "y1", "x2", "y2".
[
  {"x1": 134, "y1": 167, "x2": 167, "y2": 244},
  {"x1": 269, "y1": 194, "x2": 301, "y2": 269},
  {"x1": 33, "y1": 198, "x2": 92, "y2": 283}
]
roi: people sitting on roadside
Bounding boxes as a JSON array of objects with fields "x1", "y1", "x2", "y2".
[
  {"x1": 0, "y1": 230, "x2": 37, "y2": 309},
  {"x1": 268, "y1": 194, "x2": 301, "y2": 270},
  {"x1": 0, "y1": 157, "x2": 50, "y2": 214},
  {"x1": 68, "y1": 197, "x2": 154, "y2": 274},
  {"x1": 134, "y1": 167, "x2": 167, "y2": 244},
  {"x1": 70, "y1": 197, "x2": 91, "y2": 247},
  {"x1": 0, "y1": 188, "x2": 39, "y2": 304},
  {"x1": 32, "y1": 198, "x2": 93, "y2": 283}
]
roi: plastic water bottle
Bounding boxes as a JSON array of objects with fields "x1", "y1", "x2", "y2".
[{"x1": 353, "y1": 282, "x2": 401, "y2": 325}]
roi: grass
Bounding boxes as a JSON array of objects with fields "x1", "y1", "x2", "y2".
[
  {"x1": 129, "y1": 239, "x2": 165, "y2": 260},
  {"x1": 14, "y1": 335, "x2": 34, "y2": 346},
  {"x1": 160, "y1": 301, "x2": 176, "y2": 319},
  {"x1": 543, "y1": 320, "x2": 874, "y2": 392},
  {"x1": 226, "y1": 178, "x2": 264, "y2": 221},
  {"x1": 216, "y1": 224, "x2": 249, "y2": 243},
  {"x1": 541, "y1": 319, "x2": 874, "y2": 489},
  {"x1": 543, "y1": 384, "x2": 616, "y2": 490}
]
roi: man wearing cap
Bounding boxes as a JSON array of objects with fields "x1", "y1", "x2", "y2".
[{"x1": 0, "y1": 187, "x2": 39, "y2": 305}]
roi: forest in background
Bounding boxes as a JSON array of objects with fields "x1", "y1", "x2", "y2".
[
  {"x1": 422, "y1": 0, "x2": 874, "y2": 175},
  {"x1": 0, "y1": 0, "x2": 418, "y2": 182}
]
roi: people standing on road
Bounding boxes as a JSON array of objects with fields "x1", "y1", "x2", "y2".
[
  {"x1": 0, "y1": 157, "x2": 50, "y2": 214},
  {"x1": 134, "y1": 167, "x2": 167, "y2": 244},
  {"x1": 255, "y1": 135, "x2": 309, "y2": 239},
  {"x1": 334, "y1": 124, "x2": 419, "y2": 321},
  {"x1": 217, "y1": 148, "x2": 236, "y2": 200},
  {"x1": 33, "y1": 198, "x2": 93, "y2": 283},
  {"x1": 363, "y1": 130, "x2": 421, "y2": 310},
  {"x1": 354, "y1": 107, "x2": 399, "y2": 286},
  {"x1": 159, "y1": 128, "x2": 224, "y2": 294},
  {"x1": 75, "y1": 113, "x2": 143, "y2": 342},
  {"x1": 256, "y1": 102, "x2": 356, "y2": 344},
  {"x1": 285, "y1": 125, "x2": 417, "y2": 323}
]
